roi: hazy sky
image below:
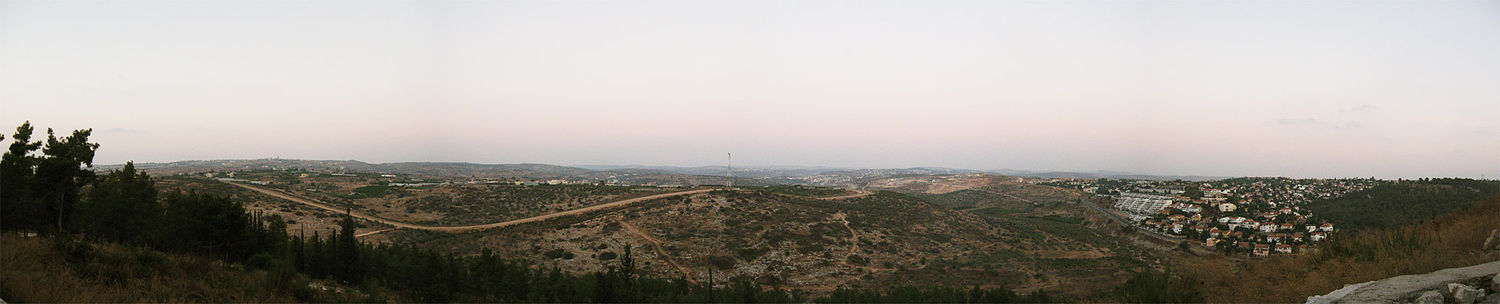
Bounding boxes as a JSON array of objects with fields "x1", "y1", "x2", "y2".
[{"x1": 3, "y1": 1, "x2": 1497, "y2": 178}]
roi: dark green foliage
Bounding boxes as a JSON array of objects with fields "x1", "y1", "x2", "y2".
[
  {"x1": 332, "y1": 185, "x2": 403, "y2": 199},
  {"x1": 816, "y1": 285, "x2": 1053, "y2": 303},
  {"x1": 80, "y1": 162, "x2": 159, "y2": 245},
  {"x1": 158, "y1": 191, "x2": 254, "y2": 259},
  {"x1": 598, "y1": 251, "x2": 618, "y2": 260},
  {"x1": 755, "y1": 185, "x2": 850, "y2": 197},
  {"x1": 1306, "y1": 178, "x2": 1500, "y2": 231},
  {"x1": 1, "y1": 122, "x2": 43, "y2": 231},
  {"x1": 1, "y1": 122, "x2": 98, "y2": 233},
  {"x1": 407, "y1": 184, "x2": 644, "y2": 225},
  {"x1": 1183, "y1": 186, "x2": 1203, "y2": 199},
  {"x1": 1105, "y1": 270, "x2": 1204, "y2": 303},
  {"x1": 34, "y1": 127, "x2": 100, "y2": 233},
  {"x1": 543, "y1": 248, "x2": 575, "y2": 260},
  {"x1": 910, "y1": 189, "x2": 1011, "y2": 209}
]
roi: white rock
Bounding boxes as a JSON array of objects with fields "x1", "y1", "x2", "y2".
[
  {"x1": 1492, "y1": 273, "x2": 1500, "y2": 294},
  {"x1": 1305, "y1": 281, "x2": 1371, "y2": 304},
  {"x1": 1450, "y1": 283, "x2": 1486, "y2": 304},
  {"x1": 1481, "y1": 293, "x2": 1500, "y2": 304},
  {"x1": 1414, "y1": 290, "x2": 1446, "y2": 304}
]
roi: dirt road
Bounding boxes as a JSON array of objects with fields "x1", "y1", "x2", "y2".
[
  {"x1": 620, "y1": 221, "x2": 698, "y2": 283},
  {"x1": 224, "y1": 181, "x2": 714, "y2": 234}
]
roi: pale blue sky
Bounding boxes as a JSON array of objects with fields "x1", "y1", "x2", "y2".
[{"x1": 2, "y1": 0, "x2": 1497, "y2": 178}]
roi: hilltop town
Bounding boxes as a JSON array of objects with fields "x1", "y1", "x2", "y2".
[{"x1": 1044, "y1": 177, "x2": 1385, "y2": 257}]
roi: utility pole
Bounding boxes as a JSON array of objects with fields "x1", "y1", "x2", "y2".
[{"x1": 727, "y1": 153, "x2": 733, "y2": 188}]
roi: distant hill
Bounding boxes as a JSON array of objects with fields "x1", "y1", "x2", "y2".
[
  {"x1": 576, "y1": 165, "x2": 839, "y2": 178},
  {"x1": 103, "y1": 159, "x2": 600, "y2": 180},
  {"x1": 101, "y1": 159, "x2": 1233, "y2": 188},
  {"x1": 991, "y1": 169, "x2": 1230, "y2": 181},
  {"x1": 1305, "y1": 178, "x2": 1500, "y2": 231}
]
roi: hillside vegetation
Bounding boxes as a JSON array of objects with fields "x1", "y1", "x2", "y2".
[
  {"x1": 2, "y1": 121, "x2": 1083, "y2": 303},
  {"x1": 1181, "y1": 193, "x2": 1500, "y2": 303},
  {"x1": 1306, "y1": 178, "x2": 1500, "y2": 231}
]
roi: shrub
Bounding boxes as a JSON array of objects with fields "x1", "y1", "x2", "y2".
[{"x1": 543, "y1": 249, "x2": 574, "y2": 260}]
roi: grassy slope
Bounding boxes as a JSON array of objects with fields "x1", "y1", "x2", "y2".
[
  {"x1": 0, "y1": 234, "x2": 295, "y2": 302},
  {"x1": 0, "y1": 234, "x2": 382, "y2": 303}
]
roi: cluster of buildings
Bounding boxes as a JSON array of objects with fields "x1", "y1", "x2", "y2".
[
  {"x1": 1113, "y1": 192, "x2": 1175, "y2": 215},
  {"x1": 1049, "y1": 177, "x2": 1384, "y2": 257}
]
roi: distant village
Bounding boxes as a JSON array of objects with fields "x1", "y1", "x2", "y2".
[{"x1": 1044, "y1": 177, "x2": 1384, "y2": 257}]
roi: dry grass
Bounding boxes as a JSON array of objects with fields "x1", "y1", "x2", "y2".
[
  {"x1": 0, "y1": 234, "x2": 299, "y2": 302},
  {"x1": 1179, "y1": 194, "x2": 1500, "y2": 303}
]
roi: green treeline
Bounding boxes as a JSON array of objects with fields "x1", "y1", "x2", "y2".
[
  {"x1": 2, "y1": 121, "x2": 1064, "y2": 303},
  {"x1": 1306, "y1": 178, "x2": 1500, "y2": 231}
]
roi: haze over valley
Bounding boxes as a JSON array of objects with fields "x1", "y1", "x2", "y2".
[{"x1": 3, "y1": 0, "x2": 1499, "y2": 303}]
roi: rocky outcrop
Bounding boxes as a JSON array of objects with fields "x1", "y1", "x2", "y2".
[
  {"x1": 1485, "y1": 229, "x2": 1500, "y2": 252},
  {"x1": 1306, "y1": 261, "x2": 1500, "y2": 304}
]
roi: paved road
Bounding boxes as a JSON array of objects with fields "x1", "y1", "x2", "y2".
[{"x1": 224, "y1": 181, "x2": 715, "y2": 234}]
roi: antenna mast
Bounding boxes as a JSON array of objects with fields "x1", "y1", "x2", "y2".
[{"x1": 727, "y1": 153, "x2": 734, "y2": 188}]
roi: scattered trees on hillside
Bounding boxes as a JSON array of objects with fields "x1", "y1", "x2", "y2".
[
  {"x1": 1, "y1": 121, "x2": 99, "y2": 233},
  {"x1": 79, "y1": 162, "x2": 159, "y2": 245},
  {"x1": 1306, "y1": 178, "x2": 1500, "y2": 231},
  {"x1": 2, "y1": 121, "x2": 1074, "y2": 303}
]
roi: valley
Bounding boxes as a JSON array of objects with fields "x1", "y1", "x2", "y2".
[{"x1": 138, "y1": 160, "x2": 1164, "y2": 299}]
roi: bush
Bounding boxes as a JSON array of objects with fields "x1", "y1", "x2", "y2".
[
  {"x1": 708, "y1": 255, "x2": 737, "y2": 270},
  {"x1": 245, "y1": 252, "x2": 280, "y2": 270},
  {"x1": 543, "y1": 249, "x2": 574, "y2": 260},
  {"x1": 52, "y1": 235, "x2": 94, "y2": 264}
]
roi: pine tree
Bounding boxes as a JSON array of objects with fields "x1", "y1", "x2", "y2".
[
  {"x1": 335, "y1": 210, "x2": 363, "y2": 283},
  {"x1": 81, "y1": 162, "x2": 159, "y2": 244},
  {"x1": 0, "y1": 122, "x2": 42, "y2": 231}
]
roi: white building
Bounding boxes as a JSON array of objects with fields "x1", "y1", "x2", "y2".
[{"x1": 1113, "y1": 192, "x2": 1174, "y2": 214}]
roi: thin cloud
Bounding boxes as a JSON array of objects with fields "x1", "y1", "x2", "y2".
[
  {"x1": 1340, "y1": 104, "x2": 1380, "y2": 113},
  {"x1": 1276, "y1": 118, "x2": 1319, "y2": 126}
]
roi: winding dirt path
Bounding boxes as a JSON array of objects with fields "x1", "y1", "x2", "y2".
[
  {"x1": 619, "y1": 221, "x2": 698, "y2": 283},
  {"x1": 354, "y1": 228, "x2": 396, "y2": 238},
  {"x1": 224, "y1": 181, "x2": 714, "y2": 234},
  {"x1": 833, "y1": 212, "x2": 860, "y2": 263}
]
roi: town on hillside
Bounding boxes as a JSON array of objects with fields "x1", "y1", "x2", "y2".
[{"x1": 1043, "y1": 177, "x2": 1385, "y2": 257}]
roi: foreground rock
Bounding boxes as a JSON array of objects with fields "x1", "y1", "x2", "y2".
[
  {"x1": 1306, "y1": 260, "x2": 1500, "y2": 304},
  {"x1": 1450, "y1": 282, "x2": 1487, "y2": 304}
]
